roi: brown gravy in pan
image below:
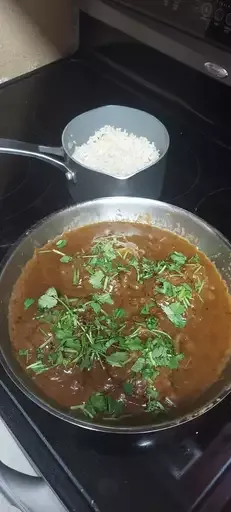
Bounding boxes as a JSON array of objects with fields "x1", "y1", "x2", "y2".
[{"x1": 9, "y1": 223, "x2": 231, "y2": 419}]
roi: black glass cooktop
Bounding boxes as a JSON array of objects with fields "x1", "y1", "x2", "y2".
[{"x1": 1, "y1": 42, "x2": 231, "y2": 512}]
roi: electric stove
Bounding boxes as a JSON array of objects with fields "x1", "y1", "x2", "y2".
[{"x1": 1, "y1": 34, "x2": 231, "y2": 512}]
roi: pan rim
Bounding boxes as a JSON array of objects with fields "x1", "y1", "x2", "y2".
[{"x1": 1, "y1": 195, "x2": 231, "y2": 434}]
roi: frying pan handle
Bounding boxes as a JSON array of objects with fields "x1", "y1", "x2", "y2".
[
  {"x1": 0, "y1": 138, "x2": 76, "y2": 182},
  {"x1": 0, "y1": 460, "x2": 67, "y2": 512}
]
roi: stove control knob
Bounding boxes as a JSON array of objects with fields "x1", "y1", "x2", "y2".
[
  {"x1": 204, "y1": 62, "x2": 228, "y2": 79},
  {"x1": 225, "y1": 12, "x2": 231, "y2": 26},
  {"x1": 214, "y1": 8, "x2": 224, "y2": 22},
  {"x1": 201, "y1": 2, "x2": 212, "y2": 17}
]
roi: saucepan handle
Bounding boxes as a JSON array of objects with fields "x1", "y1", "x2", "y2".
[
  {"x1": 0, "y1": 460, "x2": 67, "y2": 512},
  {"x1": 0, "y1": 138, "x2": 76, "y2": 181}
]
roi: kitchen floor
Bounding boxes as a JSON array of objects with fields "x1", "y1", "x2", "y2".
[{"x1": 0, "y1": 418, "x2": 37, "y2": 511}]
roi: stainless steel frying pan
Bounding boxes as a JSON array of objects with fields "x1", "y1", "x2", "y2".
[
  {"x1": 0, "y1": 105, "x2": 170, "y2": 200},
  {"x1": 1, "y1": 197, "x2": 231, "y2": 435}
]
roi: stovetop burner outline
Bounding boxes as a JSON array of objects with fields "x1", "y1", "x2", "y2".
[
  {"x1": 195, "y1": 187, "x2": 231, "y2": 240},
  {"x1": 162, "y1": 144, "x2": 201, "y2": 202}
]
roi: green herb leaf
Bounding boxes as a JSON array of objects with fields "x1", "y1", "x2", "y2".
[
  {"x1": 195, "y1": 278, "x2": 205, "y2": 296},
  {"x1": 131, "y1": 357, "x2": 145, "y2": 373},
  {"x1": 60, "y1": 255, "x2": 73, "y2": 263},
  {"x1": 114, "y1": 308, "x2": 126, "y2": 319},
  {"x1": 145, "y1": 387, "x2": 165, "y2": 413},
  {"x1": 106, "y1": 396, "x2": 124, "y2": 416},
  {"x1": 56, "y1": 239, "x2": 67, "y2": 248},
  {"x1": 93, "y1": 293, "x2": 114, "y2": 305},
  {"x1": 70, "y1": 403, "x2": 94, "y2": 418},
  {"x1": 176, "y1": 283, "x2": 192, "y2": 305},
  {"x1": 156, "y1": 280, "x2": 192, "y2": 308},
  {"x1": 146, "y1": 399, "x2": 165, "y2": 413},
  {"x1": 146, "y1": 316, "x2": 158, "y2": 331},
  {"x1": 161, "y1": 302, "x2": 186, "y2": 328},
  {"x1": 169, "y1": 252, "x2": 187, "y2": 265},
  {"x1": 24, "y1": 298, "x2": 35, "y2": 310},
  {"x1": 156, "y1": 279, "x2": 175, "y2": 297},
  {"x1": 26, "y1": 360, "x2": 49, "y2": 374},
  {"x1": 106, "y1": 351, "x2": 129, "y2": 367},
  {"x1": 139, "y1": 258, "x2": 157, "y2": 282},
  {"x1": 188, "y1": 254, "x2": 200, "y2": 264},
  {"x1": 123, "y1": 382, "x2": 133, "y2": 395},
  {"x1": 89, "y1": 270, "x2": 104, "y2": 289},
  {"x1": 142, "y1": 367, "x2": 159, "y2": 380},
  {"x1": 18, "y1": 349, "x2": 29, "y2": 356},
  {"x1": 92, "y1": 239, "x2": 117, "y2": 261},
  {"x1": 71, "y1": 393, "x2": 124, "y2": 418},
  {"x1": 73, "y1": 268, "x2": 79, "y2": 285},
  {"x1": 148, "y1": 336, "x2": 184, "y2": 369},
  {"x1": 90, "y1": 392, "x2": 108, "y2": 412},
  {"x1": 168, "y1": 352, "x2": 184, "y2": 369},
  {"x1": 146, "y1": 386, "x2": 159, "y2": 400},
  {"x1": 141, "y1": 302, "x2": 154, "y2": 315},
  {"x1": 123, "y1": 336, "x2": 143, "y2": 351},
  {"x1": 38, "y1": 287, "x2": 58, "y2": 309},
  {"x1": 90, "y1": 301, "x2": 102, "y2": 314}
]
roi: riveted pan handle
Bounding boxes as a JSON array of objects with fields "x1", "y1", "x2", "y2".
[
  {"x1": 0, "y1": 460, "x2": 67, "y2": 512},
  {"x1": 0, "y1": 138, "x2": 76, "y2": 181}
]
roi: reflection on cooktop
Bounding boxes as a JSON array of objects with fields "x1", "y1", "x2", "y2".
[
  {"x1": 195, "y1": 188, "x2": 231, "y2": 239},
  {"x1": 0, "y1": 156, "x2": 72, "y2": 260},
  {"x1": 162, "y1": 144, "x2": 200, "y2": 202},
  {"x1": 0, "y1": 156, "x2": 52, "y2": 215}
]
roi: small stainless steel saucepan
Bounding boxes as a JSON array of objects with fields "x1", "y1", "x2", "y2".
[
  {"x1": 1, "y1": 197, "x2": 231, "y2": 436},
  {"x1": 0, "y1": 105, "x2": 169, "y2": 200}
]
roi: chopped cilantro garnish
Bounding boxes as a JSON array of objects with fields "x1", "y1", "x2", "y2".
[
  {"x1": 141, "y1": 302, "x2": 154, "y2": 315},
  {"x1": 161, "y1": 302, "x2": 186, "y2": 328},
  {"x1": 123, "y1": 382, "x2": 133, "y2": 395},
  {"x1": 146, "y1": 316, "x2": 158, "y2": 331},
  {"x1": 149, "y1": 336, "x2": 184, "y2": 369},
  {"x1": 114, "y1": 308, "x2": 126, "y2": 319},
  {"x1": 89, "y1": 270, "x2": 104, "y2": 289},
  {"x1": 18, "y1": 349, "x2": 31, "y2": 364},
  {"x1": 122, "y1": 336, "x2": 143, "y2": 351},
  {"x1": 188, "y1": 254, "x2": 200, "y2": 264},
  {"x1": 92, "y1": 293, "x2": 114, "y2": 305},
  {"x1": 19, "y1": 348, "x2": 29, "y2": 356},
  {"x1": 24, "y1": 298, "x2": 35, "y2": 310},
  {"x1": 38, "y1": 287, "x2": 58, "y2": 309},
  {"x1": 195, "y1": 277, "x2": 205, "y2": 296},
  {"x1": 106, "y1": 351, "x2": 129, "y2": 367},
  {"x1": 132, "y1": 357, "x2": 145, "y2": 373},
  {"x1": 56, "y1": 239, "x2": 67, "y2": 249},
  {"x1": 90, "y1": 301, "x2": 101, "y2": 314},
  {"x1": 72, "y1": 268, "x2": 79, "y2": 285},
  {"x1": 139, "y1": 258, "x2": 157, "y2": 282},
  {"x1": 71, "y1": 392, "x2": 124, "y2": 418},
  {"x1": 23, "y1": 233, "x2": 200, "y2": 417},
  {"x1": 60, "y1": 255, "x2": 72, "y2": 263},
  {"x1": 169, "y1": 252, "x2": 187, "y2": 265},
  {"x1": 156, "y1": 280, "x2": 192, "y2": 308},
  {"x1": 146, "y1": 387, "x2": 165, "y2": 414},
  {"x1": 156, "y1": 279, "x2": 175, "y2": 297},
  {"x1": 26, "y1": 360, "x2": 49, "y2": 374}
]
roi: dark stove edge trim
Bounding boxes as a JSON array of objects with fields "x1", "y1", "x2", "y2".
[
  {"x1": 183, "y1": 422, "x2": 231, "y2": 512},
  {"x1": 79, "y1": 0, "x2": 231, "y2": 86},
  {"x1": 0, "y1": 379, "x2": 100, "y2": 512}
]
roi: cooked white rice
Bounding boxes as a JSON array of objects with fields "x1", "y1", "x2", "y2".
[{"x1": 71, "y1": 125, "x2": 160, "y2": 177}]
